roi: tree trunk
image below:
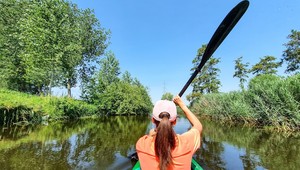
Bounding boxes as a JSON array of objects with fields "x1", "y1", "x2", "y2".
[{"x1": 67, "y1": 78, "x2": 72, "y2": 98}]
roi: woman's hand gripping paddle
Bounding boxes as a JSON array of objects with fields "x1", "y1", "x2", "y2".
[{"x1": 178, "y1": 0, "x2": 249, "y2": 97}]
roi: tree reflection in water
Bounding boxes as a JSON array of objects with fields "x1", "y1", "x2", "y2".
[
  {"x1": 195, "y1": 120, "x2": 300, "y2": 170},
  {"x1": 0, "y1": 117, "x2": 300, "y2": 170},
  {"x1": 0, "y1": 116, "x2": 149, "y2": 170}
]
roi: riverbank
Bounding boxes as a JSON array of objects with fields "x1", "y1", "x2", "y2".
[
  {"x1": 191, "y1": 74, "x2": 300, "y2": 132},
  {"x1": 0, "y1": 89, "x2": 99, "y2": 125},
  {"x1": 1, "y1": 74, "x2": 299, "y2": 132}
]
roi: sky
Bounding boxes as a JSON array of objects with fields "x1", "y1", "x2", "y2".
[{"x1": 64, "y1": 0, "x2": 300, "y2": 103}]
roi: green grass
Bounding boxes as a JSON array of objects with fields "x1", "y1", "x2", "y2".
[{"x1": 0, "y1": 89, "x2": 99, "y2": 125}]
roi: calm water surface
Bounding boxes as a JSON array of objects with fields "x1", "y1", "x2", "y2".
[{"x1": 0, "y1": 116, "x2": 299, "y2": 170}]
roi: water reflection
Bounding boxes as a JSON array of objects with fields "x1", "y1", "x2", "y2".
[
  {"x1": 0, "y1": 117, "x2": 299, "y2": 170},
  {"x1": 196, "y1": 120, "x2": 300, "y2": 170},
  {"x1": 0, "y1": 116, "x2": 149, "y2": 170}
]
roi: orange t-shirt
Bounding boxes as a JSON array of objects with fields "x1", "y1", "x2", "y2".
[{"x1": 136, "y1": 128, "x2": 201, "y2": 170}]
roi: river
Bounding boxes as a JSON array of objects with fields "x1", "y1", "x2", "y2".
[{"x1": 0, "y1": 116, "x2": 299, "y2": 170}]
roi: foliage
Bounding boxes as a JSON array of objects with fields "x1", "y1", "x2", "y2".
[
  {"x1": 98, "y1": 81, "x2": 152, "y2": 115},
  {"x1": 188, "y1": 44, "x2": 220, "y2": 104},
  {"x1": 0, "y1": 89, "x2": 99, "y2": 125},
  {"x1": 193, "y1": 92, "x2": 255, "y2": 123},
  {"x1": 81, "y1": 51, "x2": 121, "y2": 103},
  {"x1": 282, "y1": 29, "x2": 300, "y2": 74},
  {"x1": 49, "y1": 97, "x2": 99, "y2": 119},
  {"x1": 161, "y1": 92, "x2": 173, "y2": 100},
  {"x1": 249, "y1": 56, "x2": 281, "y2": 76},
  {"x1": 192, "y1": 74, "x2": 300, "y2": 131},
  {"x1": 0, "y1": 0, "x2": 29, "y2": 92},
  {"x1": 0, "y1": 0, "x2": 110, "y2": 96},
  {"x1": 81, "y1": 52, "x2": 152, "y2": 115},
  {"x1": 233, "y1": 56, "x2": 249, "y2": 90},
  {"x1": 246, "y1": 74, "x2": 300, "y2": 129}
]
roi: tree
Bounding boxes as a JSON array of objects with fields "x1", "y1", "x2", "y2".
[
  {"x1": 98, "y1": 81, "x2": 152, "y2": 115},
  {"x1": 98, "y1": 51, "x2": 121, "y2": 88},
  {"x1": 54, "y1": 2, "x2": 110, "y2": 98},
  {"x1": 122, "y1": 71, "x2": 133, "y2": 84},
  {"x1": 188, "y1": 44, "x2": 220, "y2": 104},
  {"x1": 233, "y1": 56, "x2": 249, "y2": 90},
  {"x1": 74, "y1": 7, "x2": 110, "y2": 98},
  {"x1": 250, "y1": 56, "x2": 281, "y2": 76},
  {"x1": 282, "y1": 29, "x2": 300, "y2": 74},
  {"x1": 0, "y1": 0, "x2": 30, "y2": 92},
  {"x1": 18, "y1": 0, "x2": 72, "y2": 95},
  {"x1": 161, "y1": 92, "x2": 173, "y2": 100},
  {"x1": 0, "y1": 0, "x2": 110, "y2": 97},
  {"x1": 81, "y1": 51, "x2": 153, "y2": 114},
  {"x1": 82, "y1": 51, "x2": 120, "y2": 103}
]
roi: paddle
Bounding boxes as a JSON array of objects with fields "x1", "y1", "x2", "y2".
[{"x1": 178, "y1": 0, "x2": 249, "y2": 97}]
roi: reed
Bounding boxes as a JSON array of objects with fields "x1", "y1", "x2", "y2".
[{"x1": 192, "y1": 74, "x2": 300, "y2": 131}]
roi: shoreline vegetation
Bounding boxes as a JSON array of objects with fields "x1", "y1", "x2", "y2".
[
  {"x1": 191, "y1": 74, "x2": 300, "y2": 132},
  {"x1": 0, "y1": 88, "x2": 150, "y2": 127},
  {"x1": 1, "y1": 74, "x2": 299, "y2": 132}
]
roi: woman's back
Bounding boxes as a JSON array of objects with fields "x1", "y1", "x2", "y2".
[
  {"x1": 136, "y1": 96, "x2": 202, "y2": 170},
  {"x1": 136, "y1": 127, "x2": 200, "y2": 170}
]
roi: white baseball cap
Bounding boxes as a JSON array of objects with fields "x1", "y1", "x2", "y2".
[{"x1": 152, "y1": 100, "x2": 177, "y2": 122}]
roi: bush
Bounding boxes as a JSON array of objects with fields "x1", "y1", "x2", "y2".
[
  {"x1": 0, "y1": 89, "x2": 99, "y2": 124},
  {"x1": 193, "y1": 91, "x2": 254, "y2": 122},
  {"x1": 49, "y1": 98, "x2": 99, "y2": 119},
  {"x1": 97, "y1": 82, "x2": 152, "y2": 115},
  {"x1": 246, "y1": 74, "x2": 300, "y2": 128}
]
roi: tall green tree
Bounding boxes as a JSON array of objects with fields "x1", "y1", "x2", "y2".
[
  {"x1": 0, "y1": 0, "x2": 30, "y2": 92},
  {"x1": 75, "y1": 7, "x2": 110, "y2": 98},
  {"x1": 233, "y1": 56, "x2": 249, "y2": 90},
  {"x1": 82, "y1": 52, "x2": 153, "y2": 114},
  {"x1": 98, "y1": 51, "x2": 121, "y2": 88},
  {"x1": 188, "y1": 44, "x2": 220, "y2": 103},
  {"x1": 122, "y1": 71, "x2": 133, "y2": 84},
  {"x1": 82, "y1": 51, "x2": 120, "y2": 103},
  {"x1": 18, "y1": 0, "x2": 71, "y2": 95},
  {"x1": 250, "y1": 56, "x2": 281, "y2": 76},
  {"x1": 0, "y1": 0, "x2": 110, "y2": 97},
  {"x1": 54, "y1": 2, "x2": 110, "y2": 98},
  {"x1": 282, "y1": 29, "x2": 300, "y2": 74}
]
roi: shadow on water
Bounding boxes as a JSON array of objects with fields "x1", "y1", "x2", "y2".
[{"x1": 0, "y1": 116, "x2": 300, "y2": 170}]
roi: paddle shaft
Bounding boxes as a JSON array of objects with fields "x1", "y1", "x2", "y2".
[{"x1": 178, "y1": 0, "x2": 249, "y2": 97}]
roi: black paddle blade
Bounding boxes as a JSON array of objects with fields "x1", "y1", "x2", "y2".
[
  {"x1": 199, "y1": 0, "x2": 249, "y2": 70},
  {"x1": 178, "y1": 0, "x2": 249, "y2": 97}
]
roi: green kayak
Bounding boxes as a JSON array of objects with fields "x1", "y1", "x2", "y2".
[{"x1": 132, "y1": 158, "x2": 203, "y2": 170}]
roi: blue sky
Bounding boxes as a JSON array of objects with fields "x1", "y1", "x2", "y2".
[{"x1": 67, "y1": 0, "x2": 300, "y2": 103}]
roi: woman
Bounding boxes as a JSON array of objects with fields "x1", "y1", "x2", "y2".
[{"x1": 136, "y1": 95, "x2": 203, "y2": 170}]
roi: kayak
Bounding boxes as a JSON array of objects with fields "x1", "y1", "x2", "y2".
[{"x1": 132, "y1": 158, "x2": 203, "y2": 170}]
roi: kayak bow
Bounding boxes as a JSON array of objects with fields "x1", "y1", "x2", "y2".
[{"x1": 132, "y1": 158, "x2": 203, "y2": 170}]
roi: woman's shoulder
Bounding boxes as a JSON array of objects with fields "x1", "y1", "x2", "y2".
[
  {"x1": 172, "y1": 129, "x2": 200, "y2": 156},
  {"x1": 177, "y1": 128, "x2": 200, "y2": 145},
  {"x1": 136, "y1": 134, "x2": 154, "y2": 150},
  {"x1": 179, "y1": 127, "x2": 200, "y2": 138}
]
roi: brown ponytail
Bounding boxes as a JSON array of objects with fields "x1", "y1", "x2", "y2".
[{"x1": 154, "y1": 112, "x2": 176, "y2": 170}]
